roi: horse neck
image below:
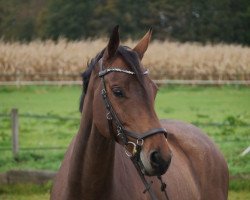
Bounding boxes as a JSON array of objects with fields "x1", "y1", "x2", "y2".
[
  {"x1": 68, "y1": 89, "x2": 115, "y2": 199},
  {"x1": 82, "y1": 125, "x2": 115, "y2": 197}
]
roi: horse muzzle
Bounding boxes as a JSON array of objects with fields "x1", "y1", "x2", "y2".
[{"x1": 140, "y1": 148, "x2": 172, "y2": 176}]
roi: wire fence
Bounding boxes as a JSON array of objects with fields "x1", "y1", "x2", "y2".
[
  {"x1": 1, "y1": 112, "x2": 250, "y2": 127},
  {"x1": 0, "y1": 110, "x2": 77, "y2": 154},
  {"x1": 0, "y1": 109, "x2": 249, "y2": 156}
]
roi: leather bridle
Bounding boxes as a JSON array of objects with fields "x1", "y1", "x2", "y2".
[{"x1": 98, "y1": 59, "x2": 170, "y2": 200}]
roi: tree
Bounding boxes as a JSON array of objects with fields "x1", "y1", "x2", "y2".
[
  {"x1": 0, "y1": 0, "x2": 249, "y2": 44},
  {"x1": 38, "y1": 0, "x2": 98, "y2": 40}
]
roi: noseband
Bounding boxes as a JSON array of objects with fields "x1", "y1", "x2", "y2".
[{"x1": 98, "y1": 60, "x2": 170, "y2": 200}]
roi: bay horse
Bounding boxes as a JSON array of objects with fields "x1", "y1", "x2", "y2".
[{"x1": 51, "y1": 26, "x2": 229, "y2": 200}]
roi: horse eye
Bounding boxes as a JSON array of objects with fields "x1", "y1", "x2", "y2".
[{"x1": 112, "y1": 88, "x2": 125, "y2": 98}]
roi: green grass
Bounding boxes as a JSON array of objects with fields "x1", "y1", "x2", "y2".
[
  {"x1": 0, "y1": 182, "x2": 249, "y2": 200},
  {"x1": 0, "y1": 86, "x2": 250, "y2": 175},
  {"x1": 229, "y1": 191, "x2": 250, "y2": 200},
  {"x1": 0, "y1": 183, "x2": 50, "y2": 200},
  {"x1": 0, "y1": 86, "x2": 81, "y2": 114},
  {"x1": 0, "y1": 86, "x2": 81, "y2": 172},
  {"x1": 156, "y1": 85, "x2": 250, "y2": 122},
  {"x1": 156, "y1": 86, "x2": 250, "y2": 176},
  {"x1": 0, "y1": 85, "x2": 249, "y2": 174},
  {"x1": 0, "y1": 85, "x2": 250, "y2": 198}
]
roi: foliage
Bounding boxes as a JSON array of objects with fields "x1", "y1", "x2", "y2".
[{"x1": 0, "y1": 0, "x2": 250, "y2": 44}]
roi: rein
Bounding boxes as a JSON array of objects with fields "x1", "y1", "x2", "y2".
[{"x1": 98, "y1": 60, "x2": 170, "y2": 200}]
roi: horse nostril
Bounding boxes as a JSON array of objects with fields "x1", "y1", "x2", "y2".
[
  {"x1": 150, "y1": 151, "x2": 162, "y2": 167},
  {"x1": 150, "y1": 150, "x2": 172, "y2": 175}
]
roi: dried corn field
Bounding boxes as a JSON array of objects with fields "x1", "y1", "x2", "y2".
[{"x1": 0, "y1": 39, "x2": 250, "y2": 81}]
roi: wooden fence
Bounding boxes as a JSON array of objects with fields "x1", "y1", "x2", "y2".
[
  {"x1": 0, "y1": 109, "x2": 249, "y2": 158},
  {"x1": 1, "y1": 73, "x2": 250, "y2": 86},
  {"x1": 1, "y1": 80, "x2": 250, "y2": 86}
]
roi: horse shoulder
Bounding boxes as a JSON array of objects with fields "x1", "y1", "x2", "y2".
[{"x1": 160, "y1": 119, "x2": 229, "y2": 200}]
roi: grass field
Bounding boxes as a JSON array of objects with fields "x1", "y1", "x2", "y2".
[
  {"x1": 0, "y1": 85, "x2": 250, "y2": 199},
  {"x1": 0, "y1": 85, "x2": 249, "y2": 174},
  {"x1": 0, "y1": 183, "x2": 249, "y2": 200}
]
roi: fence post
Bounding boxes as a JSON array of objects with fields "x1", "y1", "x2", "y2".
[{"x1": 11, "y1": 108, "x2": 19, "y2": 157}]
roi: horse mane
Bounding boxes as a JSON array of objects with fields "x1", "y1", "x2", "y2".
[{"x1": 79, "y1": 45, "x2": 144, "y2": 112}]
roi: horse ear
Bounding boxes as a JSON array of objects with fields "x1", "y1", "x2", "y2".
[
  {"x1": 133, "y1": 28, "x2": 152, "y2": 60},
  {"x1": 104, "y1": 25, "x2": 120, "y2": 60}
]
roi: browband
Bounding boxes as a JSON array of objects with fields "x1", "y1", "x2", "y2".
[{"x1": 99, "y1": 68, "x2": 149, "y2": 77}]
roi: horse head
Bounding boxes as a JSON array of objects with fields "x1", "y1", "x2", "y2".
[{"x1": 82, "y1": 26, "x2": 172, "y2": 176}]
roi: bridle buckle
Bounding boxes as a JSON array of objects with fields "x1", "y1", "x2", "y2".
[
  {"x1": 106, "y1": 112, "x2": 112, "y2": 120},
  {"x1": 117, "y1": 126, "x2": 122, "y2": 135},
  {"x1": 101, "y1": 89, "x2": 107, "y2": 98},
  {"x1": 124, "y1": 141, "x2": 137, "y2": 157},
  {"x1": 137, "y1": 138, "x2": 144, "y2": 146}
]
